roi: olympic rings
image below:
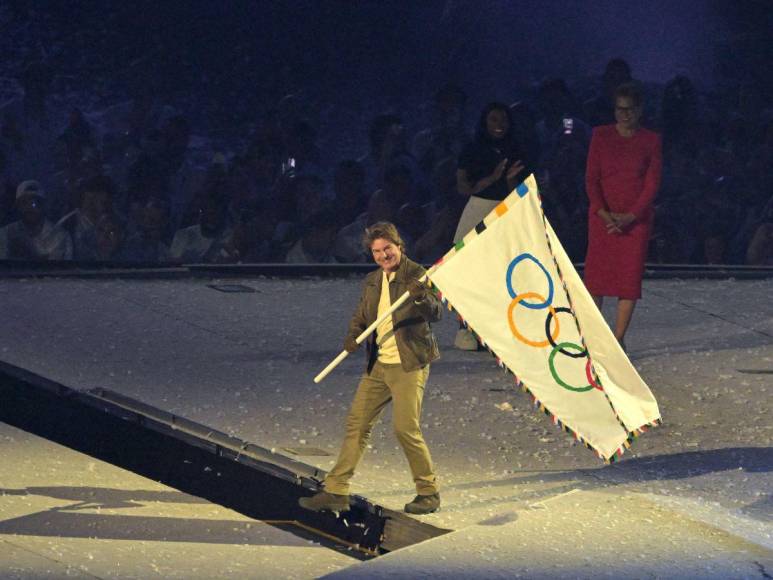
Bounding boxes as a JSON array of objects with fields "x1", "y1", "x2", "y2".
[
  {"x1": 508, "y1": 292, "x2": 559, "y2": 347},
  {"x1": 545, "y1": 307, "x2": 588, "y2": 358},
  {"x1": 505, "y1": 253, "x2": 554, "y2": 309},
  {"x1": 585, "y1": 360, "x2": 603, "y2": 391},
  {"x1": 504, "y1": 252, "x2": 603, "y2": 393},
  {"x1": 548, "y1": 343, "x2": 594, "y2": 392}
]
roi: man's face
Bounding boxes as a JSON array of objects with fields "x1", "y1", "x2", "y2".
[{"x1": 370, "y1": 237, "x2": 402, "y2": 273}]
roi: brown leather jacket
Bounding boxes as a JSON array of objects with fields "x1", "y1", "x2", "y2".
[{"x1": 347, "y1": 256, "x2": 442, "y2": 373}]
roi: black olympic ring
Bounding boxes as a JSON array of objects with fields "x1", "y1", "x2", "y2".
[{"x1": 544, "y1": 307, "x2": 588, "y2": 358}]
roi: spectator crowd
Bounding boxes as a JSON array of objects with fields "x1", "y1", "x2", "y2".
[{"x1": 1, "y1": 58, "x2": 771, "y2": 266}]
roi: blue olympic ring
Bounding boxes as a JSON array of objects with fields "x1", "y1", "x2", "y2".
[{"x1": 505, "y1": 253, "x2": 554, "y2": 310}]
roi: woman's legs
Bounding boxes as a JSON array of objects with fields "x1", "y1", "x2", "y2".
[
  {"x1": 591, "y1": 295, "x2": 636, "y2": 348},
  {"x1": 614, "y1": 298, "x2": 637, "y2": 345}
]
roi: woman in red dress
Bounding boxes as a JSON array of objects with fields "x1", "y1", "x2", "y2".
[{"x1": 584, "y1": 83, "x2": 662, "y2": 349}]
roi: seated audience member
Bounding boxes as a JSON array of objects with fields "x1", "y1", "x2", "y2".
[
  {"x1": 746, "y1": 197, "x2": 773, "y2": 266},
  {"x1": 270, "y1": 173, "x2": 326, "y2": 260},
  {"x1": 56, "y1": 146, "x2": 107, "y2": 216},
  {"x1": 94, "y1": 212, "x2": 128, "y2": 261},
  {"x1": 125, "y1": 133, "x2": 170, "y2": 211},
  {"x1": 333, "y1": 188, "x2": 396, "y2": 263},
  {"x1": 394, "y1": 202, "x2": 427, "y2": 254},
  {"x1": 0, "y1": 180, "x2": 72, "y2": 260},
  {"x1": 249, "y1": 107, "x2": 288, "y2": 168},
  {"x1": 649, "y1": 216, "x2": 691, "y2": 264},
  {"x1": 334, "y1": 162, "x2": 421, "y2": 261},
  {"x1": 161, "y1": 115, "x2": 202, "y2": 227},
  {"x1": 294, "y1": 174, "x2": 326, "y2": 223},
  {"x1": 57, "y1": 174, "x2": 116, "y2": 260},
  {"x1": 123, "y1": 197, "x2": 171, "y2": 262},
  {"x1": 177, "y1": 153, "x2": 229, "y2": 229},
  {"x1": 123, "y1": 186, "x2": 155, "y2": 239},
  {"x1": 746, "y1": 223, "x2": 773, "y2": 265},
  {"x1": 169, "y1": 192, "x2": 234, "y2": 263},
  {"x1": 333, "y1": 159, "x2": 367, "y2": 226},
  {"x1": 693, "y1": 177, "x2": 743, "y2": 264},
  {"x1": 285, "y1": 207, "x2": 340, "y2": 264},
  {"x1": 225, "y1": 167, "x2": 261, "y2": 227},
  {"x1": 284, "y1": 119, "x2": 329, "y2": 179},
  {"x1": 359, "y1": 113, "x2": 418, "y2": 194},
  {"x1": 223, "y1": 213, "x2": 273, "y2": 263},
  {"x1": 382, "y1": 162, "x2": 417, "y2": 207},
  {"x1": 126, "y1": 114, "x2": 202, "y2": 232},
  {"x1": 232, "y1": 142, "x2": 280, "y2": 203},
  {"x1": 413, "y1": 156, "x2": 465, "y2": 264},
  {"x1": 412, "y1": 83, "x2": 469, "y2": 175}
]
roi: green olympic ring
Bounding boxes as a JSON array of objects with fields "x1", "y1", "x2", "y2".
[{"x1": 548, "y1": 342, "x2": 594, "y2": 392}]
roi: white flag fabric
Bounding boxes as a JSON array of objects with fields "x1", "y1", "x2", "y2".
[{"x1": 427, "y1": 175, "x2": 660, "y2": 461}]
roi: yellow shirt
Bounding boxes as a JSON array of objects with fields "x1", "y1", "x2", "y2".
[{"x1": 376, "y1": 270, "x2": 401, "y2": 364}]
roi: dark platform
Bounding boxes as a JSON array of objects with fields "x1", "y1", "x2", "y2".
[{"x1": 0, "y1": 360, "x2": 450, "y2": 557}]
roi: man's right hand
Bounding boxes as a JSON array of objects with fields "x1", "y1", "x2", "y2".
[{"x1": 344, "y1": 337, "x2": 360, "y2": 353}]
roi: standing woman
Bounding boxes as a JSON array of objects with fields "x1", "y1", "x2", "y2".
[
  {"x1": 584, "y1": 82, "x2": 662, "y2": 349},
  {"x1": 454, "y1": 102, "x2": 529, "y2": 350}
]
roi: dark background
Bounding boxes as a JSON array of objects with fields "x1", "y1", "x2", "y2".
[{"x1": 3, "y1": 1, "x2": 770, "y2": 142}]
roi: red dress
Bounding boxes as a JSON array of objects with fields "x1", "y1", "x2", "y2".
[{"x1": 584, "y1": 125, "x2": 662, "y2": 299}]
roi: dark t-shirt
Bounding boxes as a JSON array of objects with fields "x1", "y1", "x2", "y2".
[{"x1": 457, "y1": 138, "x2": 530, "y2": 201}]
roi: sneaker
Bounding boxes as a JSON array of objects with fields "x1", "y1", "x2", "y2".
[
  {"x1": 298, "y1": 490, "x2": 350, "y2": 512},
  {"x1": 454, "y1": 328, "x2": 479, "y2": 351},
  {"x1": 404, "y1": 493, "x2": 440, "y2": 515}
]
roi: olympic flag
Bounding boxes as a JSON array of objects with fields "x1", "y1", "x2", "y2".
[{"x1": 428, "y1": 175, "x2": 660, "y2": 461}]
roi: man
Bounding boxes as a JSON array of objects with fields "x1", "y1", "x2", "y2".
[
  {"x1": 299, "y1": 221, "x2": 443, "y2": 515},
  {"x1": 169, "y1": 191, "x2": 234, "y2": 263},
  {"x1": 0, "y1": 180, "x2": 72, "y2": 260},
  {"x1": 56, "y1": 174, "x2": 116, "y2": 260},
  {"x1": 123, "y1": 197, "x2": 171, "y2": 263}
]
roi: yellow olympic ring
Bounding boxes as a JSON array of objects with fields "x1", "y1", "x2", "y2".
[{"x1": 507, "y1": 292, "x2": 560, "y2": 347}]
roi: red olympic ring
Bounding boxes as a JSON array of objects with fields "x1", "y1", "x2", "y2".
[{"x1": 585, "y1": 359, "x2": 603, "y2": 391}]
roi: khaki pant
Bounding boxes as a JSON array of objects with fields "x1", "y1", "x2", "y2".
[{"x1": 324, "y1": 361, "x2": 438, "y2": 496}]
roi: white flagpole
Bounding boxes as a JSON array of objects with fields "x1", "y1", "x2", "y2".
[{"x1": 313, "y1": 271, "x2": 433, "y2": 383}]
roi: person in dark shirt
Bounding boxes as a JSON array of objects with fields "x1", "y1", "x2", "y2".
[
  {"x1": 455, "y1": 102, "x2": 530, "y2": 208},
  {"x1": 452, "y1": 102, "x2": 530, "y2": 350}
]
